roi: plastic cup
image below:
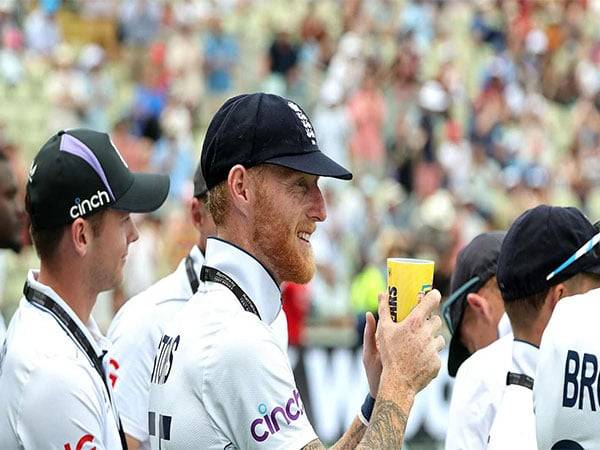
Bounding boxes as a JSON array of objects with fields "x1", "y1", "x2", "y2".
[{"x1": 387, "y1": 258, "x2": 435, "y2": 322}]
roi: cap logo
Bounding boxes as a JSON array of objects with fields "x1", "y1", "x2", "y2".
[
  {"x1": 287, "y1": 101, "x2": 316, "y2": 145},
  {"x1": 28, "y1": 163, "x2": 37, "y2": 183},
  {"x1": 59, "y1": 134, "x2": 115, "y2": 201},
  {"x1": 69, "y1": 190, "x2": 110, "y2": 219}
]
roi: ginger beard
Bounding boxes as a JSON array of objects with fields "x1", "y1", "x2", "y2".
[{"x1": 251, "y1": 179, "x2": 316, "y2": 285}]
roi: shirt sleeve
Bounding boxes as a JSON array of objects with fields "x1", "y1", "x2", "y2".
[
  {"x1": 107, "y1": 308, "x2": 158, "y2": 443},
  {"x1": 445, "y1": 361, "x2": 493, "y2": 450},
  {"x1": 203, "y1": 317, "x2": 317, "y2": 450},
  {"x1": 17, "y1": 358, "x2": 109, "y2": 450}
]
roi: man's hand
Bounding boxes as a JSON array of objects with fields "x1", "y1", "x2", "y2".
[
  {"x1": 376, "y1": 289, "x2": 444, "y2": 394},
  {"x1": 362, "y1": 311, "x2": 382, "y2": 398}
]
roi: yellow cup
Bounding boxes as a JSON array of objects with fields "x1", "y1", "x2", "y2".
[{"x1": 387, "y1": 258, "x2": 435, "y2": 322}]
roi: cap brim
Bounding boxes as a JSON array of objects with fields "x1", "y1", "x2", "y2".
[
  {"x1": 111, "y1": 173, "x2": 170, "y2": 213},
  {"x1": 264, "y1": 151, "x2": 353, "y2": 180},
  {"x1": 448, "y1": 333, "x2": 472, "y2": 377}
]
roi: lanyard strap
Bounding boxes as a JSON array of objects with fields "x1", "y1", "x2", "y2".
[
  {"x1": 200, "y1": 266, "x2": 261, "y2": 319},
  {"x1": 23, "y1": 283, "x2": 129, "y2": 450},
  {"x1": 506, "y1": 371, "x2": 534, "y2": 390},
  {"x1": 185, "y1": 255, "x2": 200, "y2": 294}
]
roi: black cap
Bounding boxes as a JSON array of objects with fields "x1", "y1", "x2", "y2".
[
  {"x1": 497, "y1": 205, "x2": 600, "y2": 302},
  {"x1": 200, "y1": 93, "x2": 352, "y2": 191},
  {"x1": 27, "y1": 128, "x2": 170, "y2": 229},
  {"x1": 443, "y1": 231, "x2": 505, "y2": 377}
]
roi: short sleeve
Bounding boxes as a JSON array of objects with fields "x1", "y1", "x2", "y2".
[
  {"x1": 17, "y1": 359, "x2": 109, "y2": 450},
  {"x1": 204, "y1": 318, "x2": 317, "y2": 450}
]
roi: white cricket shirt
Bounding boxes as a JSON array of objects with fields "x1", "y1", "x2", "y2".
[
  {"x1": 106, "y1": 245, "x2": 203, "y2": 450},
  {"x1": 445, "y1": 333, "x2": 513, "y2": 450},
  {"x1": 487, "y1": 339, "x2": 538, "y2": 449},
  {"x1": 535, "y1": 288, "x2": 600, "y2": 450},
  {"x1": 0, "y1": 270, "x2": 122, "y2": 450},
  {"x1": 149, "y1": 237, "x2": 316, "y2": 450}
]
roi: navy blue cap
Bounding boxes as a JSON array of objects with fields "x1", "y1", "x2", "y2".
[
  {"x1": 193, "y1": 159, "x2": 207, "y2": 197},
  {"x1": 200, "y1": 93, "x2": 353, "y2": 191},
  {"x1": 497, "y1": 205, "x2": 600, "y2": 302}
]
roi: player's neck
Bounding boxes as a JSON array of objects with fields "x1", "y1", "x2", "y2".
[
  {"x1": 511, "y1": 324, "x2": 544, "y2": 347},
  {"x1": 37, "y1": 263, "x2": 96, "y2": 323}
]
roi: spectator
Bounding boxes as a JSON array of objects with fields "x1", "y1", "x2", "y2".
[
  {"x1": 80, "y1": 44, "x2": 113, "y2": 131},
  {"x1": 45, "y1": 44, "x2": 89, "y2": 132},
  {"x1": 24, "y1": 4, "x2": 60, "y2": 57},
  {"x1": 203, "y1": 15, "x2": 238, "y2": 95},
  {"x1": 347, "y1": 64, "x2": 386, "y2": 174},
  {"x1": 119, "y1": 0, "x2": 161, "y2": 48}
]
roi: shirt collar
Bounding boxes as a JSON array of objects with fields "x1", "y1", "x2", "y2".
[
  {"x1": 204, "y1": 237, "x2": 282, "y2": 325},
  {"x1": 511, "y1": 339, "x2": 539, "y2": 379},
  {"x1": 26, "y1": 270, "x2": 108, "y2": 356},
  {"x1": 498, "y1": 313, "x2": 512, "y2": 338},
  {"x1": 188, "y1": 244, "x2": 205, "y2": 276}
]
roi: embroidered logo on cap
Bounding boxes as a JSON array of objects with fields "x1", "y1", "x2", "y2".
[{"x1": 287, "y1": 101, "x2": 316, "y2": 145}]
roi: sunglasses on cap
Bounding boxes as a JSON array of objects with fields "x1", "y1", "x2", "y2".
[{"x1": 546, "y1": 220, "x2": 600, "y2": 282}]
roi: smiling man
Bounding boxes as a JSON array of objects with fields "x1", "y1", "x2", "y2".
[
  {"x1": 148, "y1": 93, "x2": 445, "y2": 449},
  {"x1": 0, "y1": 129, "x2": 169, "y2": 450}
]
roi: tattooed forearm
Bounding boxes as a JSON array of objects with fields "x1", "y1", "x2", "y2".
[
  {"x1": 330, "y1": 416, "x2": 367, "y2": 449},
  {"x1": 356, "y1": 399, "x2": 409, "y2": 450},
  {"x1": 302, "y1": 438, "x2": 326, "y2": 450}
]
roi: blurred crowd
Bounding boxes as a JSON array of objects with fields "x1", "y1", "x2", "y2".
[{"x1": 2, "y1": 0, "x2": 600, "y2": 348}]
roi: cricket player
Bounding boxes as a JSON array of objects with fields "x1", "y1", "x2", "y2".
[
  {"x1": 0, "y1": 129, "x2": 169, "y2": 450},
  {"x1": 534, "y1": 229, "x2": 600, "y2": 449},
  {"x1": 443, "y1": 231, "x2": 511, "y2": 449},
  {"x1": 487, "y1": 205, "x2": 600, "y2": 449},
  {"x1": 107, "y1": 161, "x2": 286, "y2": 450},
  {"x1": 148, "y1": 93, "x2": 445, "y2": 449}
]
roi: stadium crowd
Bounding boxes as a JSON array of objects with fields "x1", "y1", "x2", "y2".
[{"x1": 1, "y1": 0, "x2": 600, "y2": 446}]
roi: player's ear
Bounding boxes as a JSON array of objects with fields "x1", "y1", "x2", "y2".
[
  {"x1": 70, "y1": 217, "x2": 90, "y2": 257},
  {"x1": 190, "y1": 197, "x2": 203, "y2": 231},
  {"x1": 466, "y1": 292, "x2": 491, "y2": 318},
  {"x1": 227, "y1": 165, "x2": 252, "y2": 218},
  {"x1": 548, "y1": 283, "x2": 566, "y2": 311}
]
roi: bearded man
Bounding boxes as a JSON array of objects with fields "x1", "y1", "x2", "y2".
[{"x1": 148, "y1": 93, "x2": 445, "y2": 449}]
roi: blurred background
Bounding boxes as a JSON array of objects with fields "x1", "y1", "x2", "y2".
[{"x1": 1, "y1": 0, "x2": 600, "y2": 447}]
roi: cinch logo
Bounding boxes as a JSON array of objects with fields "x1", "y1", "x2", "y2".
[
  {"x1": 69, "y1": 190, "x2": 110, "y2": 219},
  {"x1": 250, "y1": 390, "x2": 305, "y2": 442}
]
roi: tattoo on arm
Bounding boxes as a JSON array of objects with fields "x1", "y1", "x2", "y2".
[
  {"x1": 357, "y1": 400, "x2": 409, "y2": 449},
  {"x1": 302, "y1": 400, "x2": 407, "y2": 449},
  {"x1": 330, "y1": 416, "x2": 367, "y2": 449},
  {"x1": 302, "y1": 438, "x2": 326, "y2": 450},
  {"x1": 343, "y1": 422, "x2": 366, "y2": 446}
]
